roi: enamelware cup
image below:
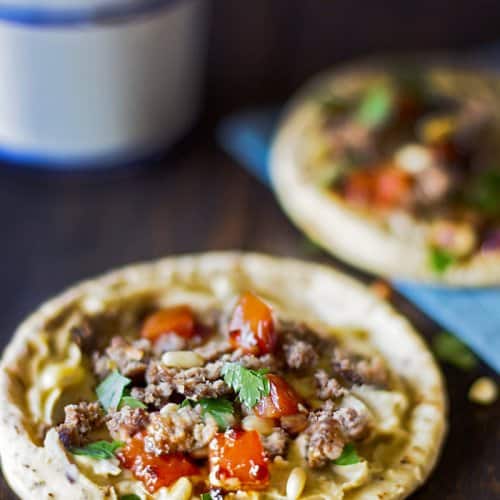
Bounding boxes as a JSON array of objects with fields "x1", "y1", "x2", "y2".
[{"x1": 0, "y1": 0, "x2": 207, "y2": 168}]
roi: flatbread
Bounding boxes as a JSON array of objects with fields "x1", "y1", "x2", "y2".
[
  {"x1": 0, "y1": 253, "x2": 446, "y2": 498},
  {"x1": 270, "y1": 62, "x2": 500, "y2": 285}
]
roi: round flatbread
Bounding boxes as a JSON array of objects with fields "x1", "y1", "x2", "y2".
[
  {"x1": 271, "y1": 62, "x2": 500, "y2": 285},
  {"x1": 0, "y1": 253, "x2": 446, "y2": 499}
]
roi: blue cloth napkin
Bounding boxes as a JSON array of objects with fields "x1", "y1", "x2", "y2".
[{"x1": 217, "y1": 109, "x2": 500, "y2": 373}]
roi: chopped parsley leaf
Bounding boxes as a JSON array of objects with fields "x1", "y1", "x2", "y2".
[
  {"x1": 70, "y1": 440, "x2": 124, "y2": 460},
  {"x1": 180, "y1": 398, "x2": 194, "y2": 408},
  {"x1": 222, "y1": 362, "x2": 270, "y2": 409},
  {"x1": 429, "y1": 247, "x2": 456, "y2": 274},
  {"x1": 333, "y1": 443, "x2": 360, "y2": 466},
  {"x1": 200, "y1": 493, "x2": 213, "y2": 500},
  {"x1": 199, "y1": 398, "x2": 234, "y2": 430},
  {"x1": 355, "y1": 85, "x2": 393, "y2": 128},
  {"x1": 96, "y1": 371, "x2": 131, "y2": 411},
  {"x1": 120, "y1": 396, "x2": 147, "y2": 409},
  {"x1": 432, "y1": 332, "x2": 477, "y2": 371},
  {"x1": 119, "y1": 495, "x2": 141, "y2": 500}
]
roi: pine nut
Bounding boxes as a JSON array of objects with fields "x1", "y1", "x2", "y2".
[
  {"x1": 161, "y1": 351, "x2": 204, "y2": 368},
  {"x1": 469, "y1": 377, "x2": 498, "y2": 405},
  {"x1": 286, "y1": 467, "x2": 307, "y2": 499}
]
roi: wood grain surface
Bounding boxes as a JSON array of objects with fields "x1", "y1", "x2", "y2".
[{"x1": 0, "y1": 127, "x2": 498, "y2": 499}]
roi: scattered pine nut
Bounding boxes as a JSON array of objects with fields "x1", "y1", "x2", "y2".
[{"x1": 468, "y1": 377, "x2": 498, "y2": 405}]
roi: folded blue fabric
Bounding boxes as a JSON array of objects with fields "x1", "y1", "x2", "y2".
[{"x1": 217, "y1": 109, "x2": 500, "y2": 373}]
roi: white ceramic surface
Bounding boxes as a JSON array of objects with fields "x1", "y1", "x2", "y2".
[{"x1": 0, "y1": 0, "x2": 207, "y2": 167}]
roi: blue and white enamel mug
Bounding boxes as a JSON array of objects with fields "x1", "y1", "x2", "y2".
[{"x1": 0, "y1": 0, "x2": 207, "y2": 168}]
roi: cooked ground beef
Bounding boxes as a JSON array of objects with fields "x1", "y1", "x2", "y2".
[
  {"x1": 153, "y1": 333, "x2": 188, "y2": 354},
  {"x1": 107, "y1": 406, "x2": 149, "y2": 441},
  {"x1": 143, "y1": 405, "x2": 217, "y2": 455},
  {"x1": 93, "y1": 337, "x2": 151, "y2": 382},
  {"x1": 56, "y1": 402, "x2": 105, "y2": 447},
  {"x1": 299, "y1": 401, "x2": 345, "y2": 467},
  {"x1": 262, "y1": 428, "x2": 289, "y2": 458},
  {"x1": 225, "y1": 352, "x2": 283, "y2": 372},
  {"x1": 282, "y1": 336, "x2": 318, "y2": 370},
  {"x1": 331, "y1": 347, "x2": 388, "y2": 388},
  {"x1": 315, "y1": 370, "x2": 346, "y2": 400},
  {"x1": 144, "y1": 360, "x2": 231, "y2": 403},
  {"x1": 299, "y1": 400, "x2": 370, "y2": 467},
  {"x1": 131, "y1": 384, "x2": 172, "y2": 408},
  {"x1": 194, "y1": 339, "x2": 232, "y2": 361},
  {"x1": 334, "y1": 406, "x2": 370, "y2": 441}
]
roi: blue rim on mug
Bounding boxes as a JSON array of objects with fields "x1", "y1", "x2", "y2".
[{"x1": 0, "y1": 0, "x2": 182, "y2": 26}]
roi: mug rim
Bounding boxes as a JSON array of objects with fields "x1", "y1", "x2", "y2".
[{"x1": 0, "y1": 0, "x2": 184, "y2": 27}]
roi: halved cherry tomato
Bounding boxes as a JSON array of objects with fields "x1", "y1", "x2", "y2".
[
  {"x1": 342, "y1": 164, "x2": 412, "y2": 210},
  {"x1": 141, "y1": 306, "x2": 196, "y2": 342},
  {"x1": 373, "y1": 164, "x2": 413, "y2": 208},
  {"x1": 118, "y1": 433, "x2": 199, "y2": 493},
  {"x1": 209, "y1": 429, "x2": 269, "y2": 490},
  {"x1": 228, "y1": 292, "x2": 277, "y2": 355},
  {"x1": 255, "y1": 374, "x2": 300, "y2": 419}
]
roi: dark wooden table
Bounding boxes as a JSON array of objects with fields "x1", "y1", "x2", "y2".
[{"x1": 0, "y1": 126, "x2": 498, "y2": 499}]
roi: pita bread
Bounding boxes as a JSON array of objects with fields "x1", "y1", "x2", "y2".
[
  {"x1": 270, "y1": 63, "x2": 500, "y2": 285},
  {"x1": 0, "y1": 253, "x2": 446, "y2": 498}
]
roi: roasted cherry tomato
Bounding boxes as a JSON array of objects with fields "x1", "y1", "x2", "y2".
[
  {"x1": 373, "y1": 164, "x2": 413, "y2": 208},
  {"x1": 343, "y1": 164, "x2": 412, "y2": 210},
  {"x1": 141, "y1": 306, "x2": 196, "y2": 342},
  {"x1": 229, "y1": 292, "x2": 277, "y2": 355},
  {"x1": 118, "y1": 433, "x2": 198, "y2": 493},
  {"x1": 255, "y1": 374, "x2": 300, "y2": 419},
  {"x1": 209, "y1": 429, "x2": 269, "y2": 490}
]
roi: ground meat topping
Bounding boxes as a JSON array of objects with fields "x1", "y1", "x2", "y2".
[
  {"x1": 56, "y1": 402, "x2": 105, "y2": 447},
  {"x1": 282, "y1": 336, "x2": 319, "y2": 370},
  {"x1": 224, "y1": 352, "x2": 283, "y2": 372},
  {"x1": 334, "y1": 406, "x2": 371, "y2": 441},
  {"x1": 262, "y1": 428, "x2": 289, "y2": 458},
  {"x1": 315, "y1": 369, "x2": 347, "y2": 400},
  {"x1": 144, "y1": 360, "x2": 231, "y2": 403},
  {"x1": 143, "y1": 405, "x2": 218, "y2": 456},
  {"x1": 93, "y1": 336, "x2": 151, "y2": 382},
  {"x1": 299, "y1": 400, "x2": 370, "y2": 468},
  {"x1": 55, "y1": 296, "x2": 394, "y2": 489},
  {"x1": 106, "y1": 406, "x2": 149, "y2": 441},
  {"x1": 299, "y1": 401, "x2": 346, "y2": 467},
  {"x1": 331, "y1": 347, "x2": 389, "y2": 388},
  {"x1": 194, "y1": 339, "x2": 232, "y2": 361}
]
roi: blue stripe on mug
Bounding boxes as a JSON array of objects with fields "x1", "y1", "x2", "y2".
[{"x1": 0, "y1": 0, "x2": 182, "y2": 27}]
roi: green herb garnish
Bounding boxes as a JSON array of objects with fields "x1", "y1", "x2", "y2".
[
  {"x1": 96, "y1": 371, "x2": 131, "y2": 411},
  {"x1": 199, "y1": 398, "x2": 234, "y2": 430},
  {"x1": 222, "y1": 363, "x2": 270, "y2": 408},
  {"x1": 200, "y1": 494, "x2": 213, "y2": 500},
  {"x1": 333, "y1": 443, "x2": 360, "y2": 466},
  {"x1": 120, "y1": 396, "x2": 147, "y2": 409},
  {"x1": 70, "y1": 440, "x2": 124, "y2": 460},
  {"x1": 429, "y1": 247, "x2": 456, "y2": 274},
  {"x1": 432, "y1": 332, "x2": 477, "y2": 371},
  {"x1": 355, "y1": 85, "x2": 393, "y2": 128},
  {"x1": 120, "y1": 495, "x2": 141, "y2": 500},
  {"x1": 180, "y1": 398, "x2": 194, "y2": 408}
]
